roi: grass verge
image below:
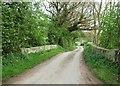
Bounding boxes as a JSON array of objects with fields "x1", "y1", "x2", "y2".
[
  {"x1": 2, "y1": 46, "x2": 76, "y2": 82},
  {"x1": 83, "y1": 45, "x2": 119, "y2": 84}
]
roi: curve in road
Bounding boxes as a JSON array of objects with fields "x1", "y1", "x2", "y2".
[{"x1": 5, "y1": 46, "x2": 103, "y2": 84}]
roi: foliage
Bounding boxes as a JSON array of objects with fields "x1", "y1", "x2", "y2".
[
  {"x1": 47, "y1": 23, "x2": 74, "y2": 47},
  {"x1": 2, "y1": 46, "x2": 62, "y2": 81},
  {"x1": 99, "y1": 5, "x2": 119, "y2": 49},
  {"x1": 2, "y1": 1, "x2": 119, "y2": 83},
  {"x1": 44, "y1": 1, "x2": 94, "y2": 32},
  {"x1": 44, "y1": 1, "x2": 94, "y2": 48},
  {"x1": 84, "y1": 44, "x2": 119, "y2": 84},
  {"x1": 2, "y1": 45, "x2": 76, "y2": 81},
  {"x1": 2, "y1": 2, "x2": 49, "y2": 54}
]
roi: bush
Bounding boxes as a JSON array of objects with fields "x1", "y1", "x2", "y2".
[
  {"x1": 84, "y1": 45, "x2": 119, "y2": 84},
  {"x1": 2, "y1": 2, "x2": 50, "y2": 54}
]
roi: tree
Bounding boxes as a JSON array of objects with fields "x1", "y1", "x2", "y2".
[
  {"x1": 43, "y1": 1, "x2": 94, "y2": 31},
  {"x1": 2, "y1": 2, "x2": 50, "y2": 54},
  {"x1": 43, "y1": 1, "x2": 95, "y2": 46},
  {"x1": 99, "y1": 1, "x2": 119, "y2": 49}
]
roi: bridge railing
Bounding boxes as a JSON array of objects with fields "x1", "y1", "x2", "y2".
[
  {"x1": 21, "y1": 45, "x2": 57, "y2": 54},
  {"x1": 90, "y1": 44, "x2": 119, "y2": 62}
]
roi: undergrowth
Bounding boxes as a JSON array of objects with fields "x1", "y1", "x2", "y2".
[
  {"x1": 83, "y1": 44, "x2": 119, "y2": 84},
  {"x1": 2, "y1": 46, "x2": 76, "y2": 82}
]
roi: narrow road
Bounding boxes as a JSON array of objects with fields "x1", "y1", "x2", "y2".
[{"x1": 5, "y1": 46, "x2": 103, "y2": 84}]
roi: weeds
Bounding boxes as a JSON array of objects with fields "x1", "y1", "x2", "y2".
[
  {"x1": 83, "y1": 45, "x2": 119, "y2": 84},
  {"x1": 2, "y1": 46, "x2": 76, "y2": 81}
]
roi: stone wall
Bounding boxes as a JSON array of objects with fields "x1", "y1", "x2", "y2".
[
  {"x1": 91, "y1": 45, "x2": 119, "y2": 62},
  {"x1": 21, "y1": 45, "x2": 57, "y2": 53}
]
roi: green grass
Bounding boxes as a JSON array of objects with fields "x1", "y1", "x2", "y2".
[
  {"x1": 2, "y1": 46, "x2": 76, "y2": 82},
  {"x1": 83, "y1": 45, "x2": 120, "y2": 84}
]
